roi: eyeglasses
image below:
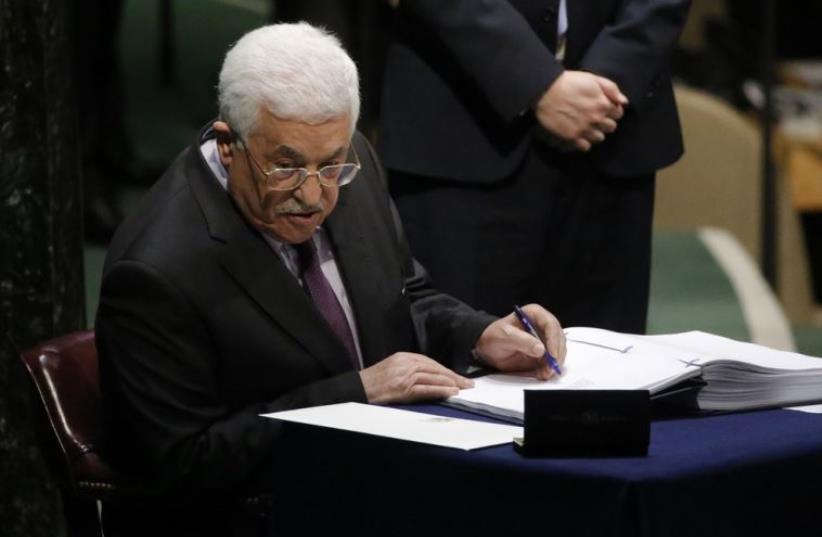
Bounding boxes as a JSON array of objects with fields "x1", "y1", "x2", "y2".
[{"x1": 235, "y1": 135, "x2": 361, "y2": 191}]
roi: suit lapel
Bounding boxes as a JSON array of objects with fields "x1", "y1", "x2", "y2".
[
  {"x1": 188, "y1": 126, "x2": 353, "y2": 375},
  {"x1": 217, "y1": 226, "x2": 354, "y2": 375}
]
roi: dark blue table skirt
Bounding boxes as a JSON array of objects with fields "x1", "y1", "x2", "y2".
[{"x1": 268, "y1": 405, "x2": 822, "y2": 537}]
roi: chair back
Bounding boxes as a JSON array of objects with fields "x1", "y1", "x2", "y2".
[
  {"x1": 20, "y1": 330, "x2": 124, "y2": 499},
  {"x1": 21, "y1": 331, "x2": 271, "y2": 536},
  {"x1": 655, "y1": 84, "x2": 814, "y2": 324},
  {"x1": 655, "y1": 84, "x2": 763, "y2": 258}
]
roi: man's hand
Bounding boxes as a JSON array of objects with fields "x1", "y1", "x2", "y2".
[
  {"x1": 359, "y1": 352, "x2": 474, "y2": 404},
  {"x1": 474, "y1": 304, "x2": 566, "y2": 381},
  {"x1": 534, "y1": 70, "x2": 628, "y2": 152}
]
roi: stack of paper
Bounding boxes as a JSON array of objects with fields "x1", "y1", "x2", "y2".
[
  {"x1": 646, "y1": 331, "x2": 822, "y2": 411},
  {"x1": 447, "y1": 327, "x2": 822, "y2": 421}
]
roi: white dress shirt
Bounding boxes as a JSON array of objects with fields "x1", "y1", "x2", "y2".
[{"x1": 557, "y1": 0, "x2": 568, "y2": 60}]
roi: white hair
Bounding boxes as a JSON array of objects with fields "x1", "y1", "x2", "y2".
[{"x1": 218, "y1": 23, "x2": 360, "y2": 138}]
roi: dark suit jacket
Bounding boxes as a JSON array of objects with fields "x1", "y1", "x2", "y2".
[
  {"x1": 95, "y1": 126, "x2": 495, "y2": 508},
  {"x1": 378, "y1": 0, "x2": 691, "y2": 181}
]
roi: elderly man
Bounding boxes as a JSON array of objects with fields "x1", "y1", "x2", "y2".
[{"x1": 96, "y1": 23, "x2": 565, "y2": 536}]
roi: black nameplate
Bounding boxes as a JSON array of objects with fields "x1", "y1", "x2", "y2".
[{"x1": 514, "y1": 390, "x2": 650, "y2": 457}]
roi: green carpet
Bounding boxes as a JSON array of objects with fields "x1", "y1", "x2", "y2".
[
  {"x1": 647, "y1": 232, "x2": 750, "y2": 341},
  {"x1": 793, "y1": 326, "x2": 822, "y2": 356}
]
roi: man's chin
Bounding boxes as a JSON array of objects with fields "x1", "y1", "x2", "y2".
[{"x1": 259, "y1": 213, "x2": 323, "y2": 244}]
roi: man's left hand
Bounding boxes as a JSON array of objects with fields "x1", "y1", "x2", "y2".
[{"x1": 473, "y1": 304, "x2": 566, "y2": 380}]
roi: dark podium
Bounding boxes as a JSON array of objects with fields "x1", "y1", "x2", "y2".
[{"x1": 268, "y1": 404, "x2": 822, "y2": 537}]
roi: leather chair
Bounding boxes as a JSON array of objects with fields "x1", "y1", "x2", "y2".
[
  {"x1": 20, "y1": 331, "x2": 271, "y2": 537},
  {"x1": 20, "y1": 330, "x2": 141, "y2": 536}
]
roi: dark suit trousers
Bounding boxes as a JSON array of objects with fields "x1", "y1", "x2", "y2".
[{"x1": 389, "y1": 143, "x2": 655, "y2": 334}]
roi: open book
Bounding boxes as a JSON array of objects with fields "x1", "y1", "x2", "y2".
[{"x1": 447, "y1": 327, "x2": 822, "y2": 422}]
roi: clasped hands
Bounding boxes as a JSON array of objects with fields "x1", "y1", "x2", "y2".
[
  {"x1": 360, "y1": 304, "x2": 566, "y2": 404},
  {"x1": 534, "y1": 70, "x2": 628, "y2": 152}
]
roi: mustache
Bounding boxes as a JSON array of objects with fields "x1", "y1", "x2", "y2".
[{"x1": 272, "y1": 198, "x2": 324, "y2": 215}]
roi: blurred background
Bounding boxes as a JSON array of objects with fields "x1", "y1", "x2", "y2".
[
  {"x1": 78, "y1": 0, "x2": 822, "y2": 351},
  {"x1": 2, "y1": 1, "x2": 821, "y2": 535}
]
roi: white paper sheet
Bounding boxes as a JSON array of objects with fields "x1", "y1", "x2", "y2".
[
  {"x1": 261, "y1": 402, "x2": 521, "y2": 450},
  {"x1": 788, "y1": 404, "x2": 822, "y2": 414}
]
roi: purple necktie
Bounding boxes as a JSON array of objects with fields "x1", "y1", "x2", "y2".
[{"x1": 294, "y1": 240, "x2": 359, "y2": 369}]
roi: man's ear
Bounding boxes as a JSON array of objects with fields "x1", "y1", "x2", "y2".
[{"x1": 213, "y1": 121, "x2": 234, "y2": 167}]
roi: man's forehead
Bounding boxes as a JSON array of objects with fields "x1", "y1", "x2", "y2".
[
  {"x1": 257, "y1": 107, "x2": 351, "y2": 132},
  {"x1": 270, "y1": 145, "x2": 304, "y2": 159},
  {"x1": 254, "y1": 112, "x2": 351, "y2": 136},
  {"x1": 269, "y1": 143, "x2": 347, "y2": 162},
  {"x1": 252, "y1": 112, "x2": 351, "y2": 157}
]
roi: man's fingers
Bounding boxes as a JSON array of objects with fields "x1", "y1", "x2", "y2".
[
  {"x1": 410, "y1": 371, "x2": 473, "y2": 390},
  {"x1": 595, "y1": 117, "x2": 618, "y2": 134},
  {"x1": 413, "y1": 356, "x2": 474, "y2": 388},
  {"x1": 596, "y1": 76, "x2": 628, "y2": 106},
  {"x1": 408, "y1": 384, "x2": 461, "y2": 400},
  {"x1": 546, "y1": 321, "x2": 566, "y2": 365},
  {"x1": 410, "y1": 371, "x2": 456, "y2": 387},
  {"x1": 521, "y1": 304, "x2": 566, "y2": 364},
  {"x1": 502, "y1": 324, "x2": 545, "y2": 358},
  {"x1": 583, "y1": 129, "x2": 606, "y2": 144},
  {"x1": 363, "y1": 353, "x2": 475, "y2": 404},
  {"x1": 606, "y1": 104, "x2": 624, "y2": 121},
  {"x1": 555, "y1": 327, "x2": 567, "y2": 363},
  {"x1": 534, "y1": 70, "x2": 627, "y2": 148},
  {"x1": 535, "y1": 363, "x2": 554, "y2": 381},
  {"x1": 574, "y1": 138, "x2": 592, "y2": 151}
]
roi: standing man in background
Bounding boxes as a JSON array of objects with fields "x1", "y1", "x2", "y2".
[{"x1": 380, "y1": 0, "x2": 691, "y2": 333}]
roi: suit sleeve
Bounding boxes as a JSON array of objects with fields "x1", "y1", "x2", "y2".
[
  {"x1": 96, "y1": 259, "x2": 365, "y2": 501},
  {"x1": 400, "y1": 0, "x2": 563, "y2": 122},
  {"x1": 394, "y1": 206, "x2": 498, "y2": 371},
  {"x1": 355, "y1": 133, "x2": 497, "y2": 370},
  {"x1": 579, "y1": 0, "x2": 691, "y2": 110}
]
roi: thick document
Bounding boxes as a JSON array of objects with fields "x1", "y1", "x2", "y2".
[{"x1": 448, "y1": 327, "x2": 822, "y2": 422}]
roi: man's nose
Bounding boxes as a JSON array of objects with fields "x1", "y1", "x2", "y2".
[{"x1": 294, "y1": 172, "x2": 323, "y2": 205}]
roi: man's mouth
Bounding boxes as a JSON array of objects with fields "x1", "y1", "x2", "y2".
[{"x1": 283, "y1": 210, "x2": 320, "y2": 222}]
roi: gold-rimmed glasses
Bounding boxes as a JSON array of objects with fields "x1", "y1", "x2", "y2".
[{"x1": 235, "y1": 135, "x2": 361, "y2": 191}]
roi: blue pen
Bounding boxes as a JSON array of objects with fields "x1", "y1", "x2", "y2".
[{"x1": 513, "y1": 305, "x2": 562, "y2": 376}]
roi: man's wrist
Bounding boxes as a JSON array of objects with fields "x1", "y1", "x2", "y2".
[
  {"x1": 530, "y1": 68, "x2": 565, "y2": 114},
  {"x1": 464, "y1": 349, "x2": 489, "y2": 378}
]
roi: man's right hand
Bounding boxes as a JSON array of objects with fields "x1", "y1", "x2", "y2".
[
  {"x1": 534, "y1": 70, "x2": 628, "y2": 152},
  {"x1": 359, "y1": 352, "x2": 473, "y2": 404}
]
